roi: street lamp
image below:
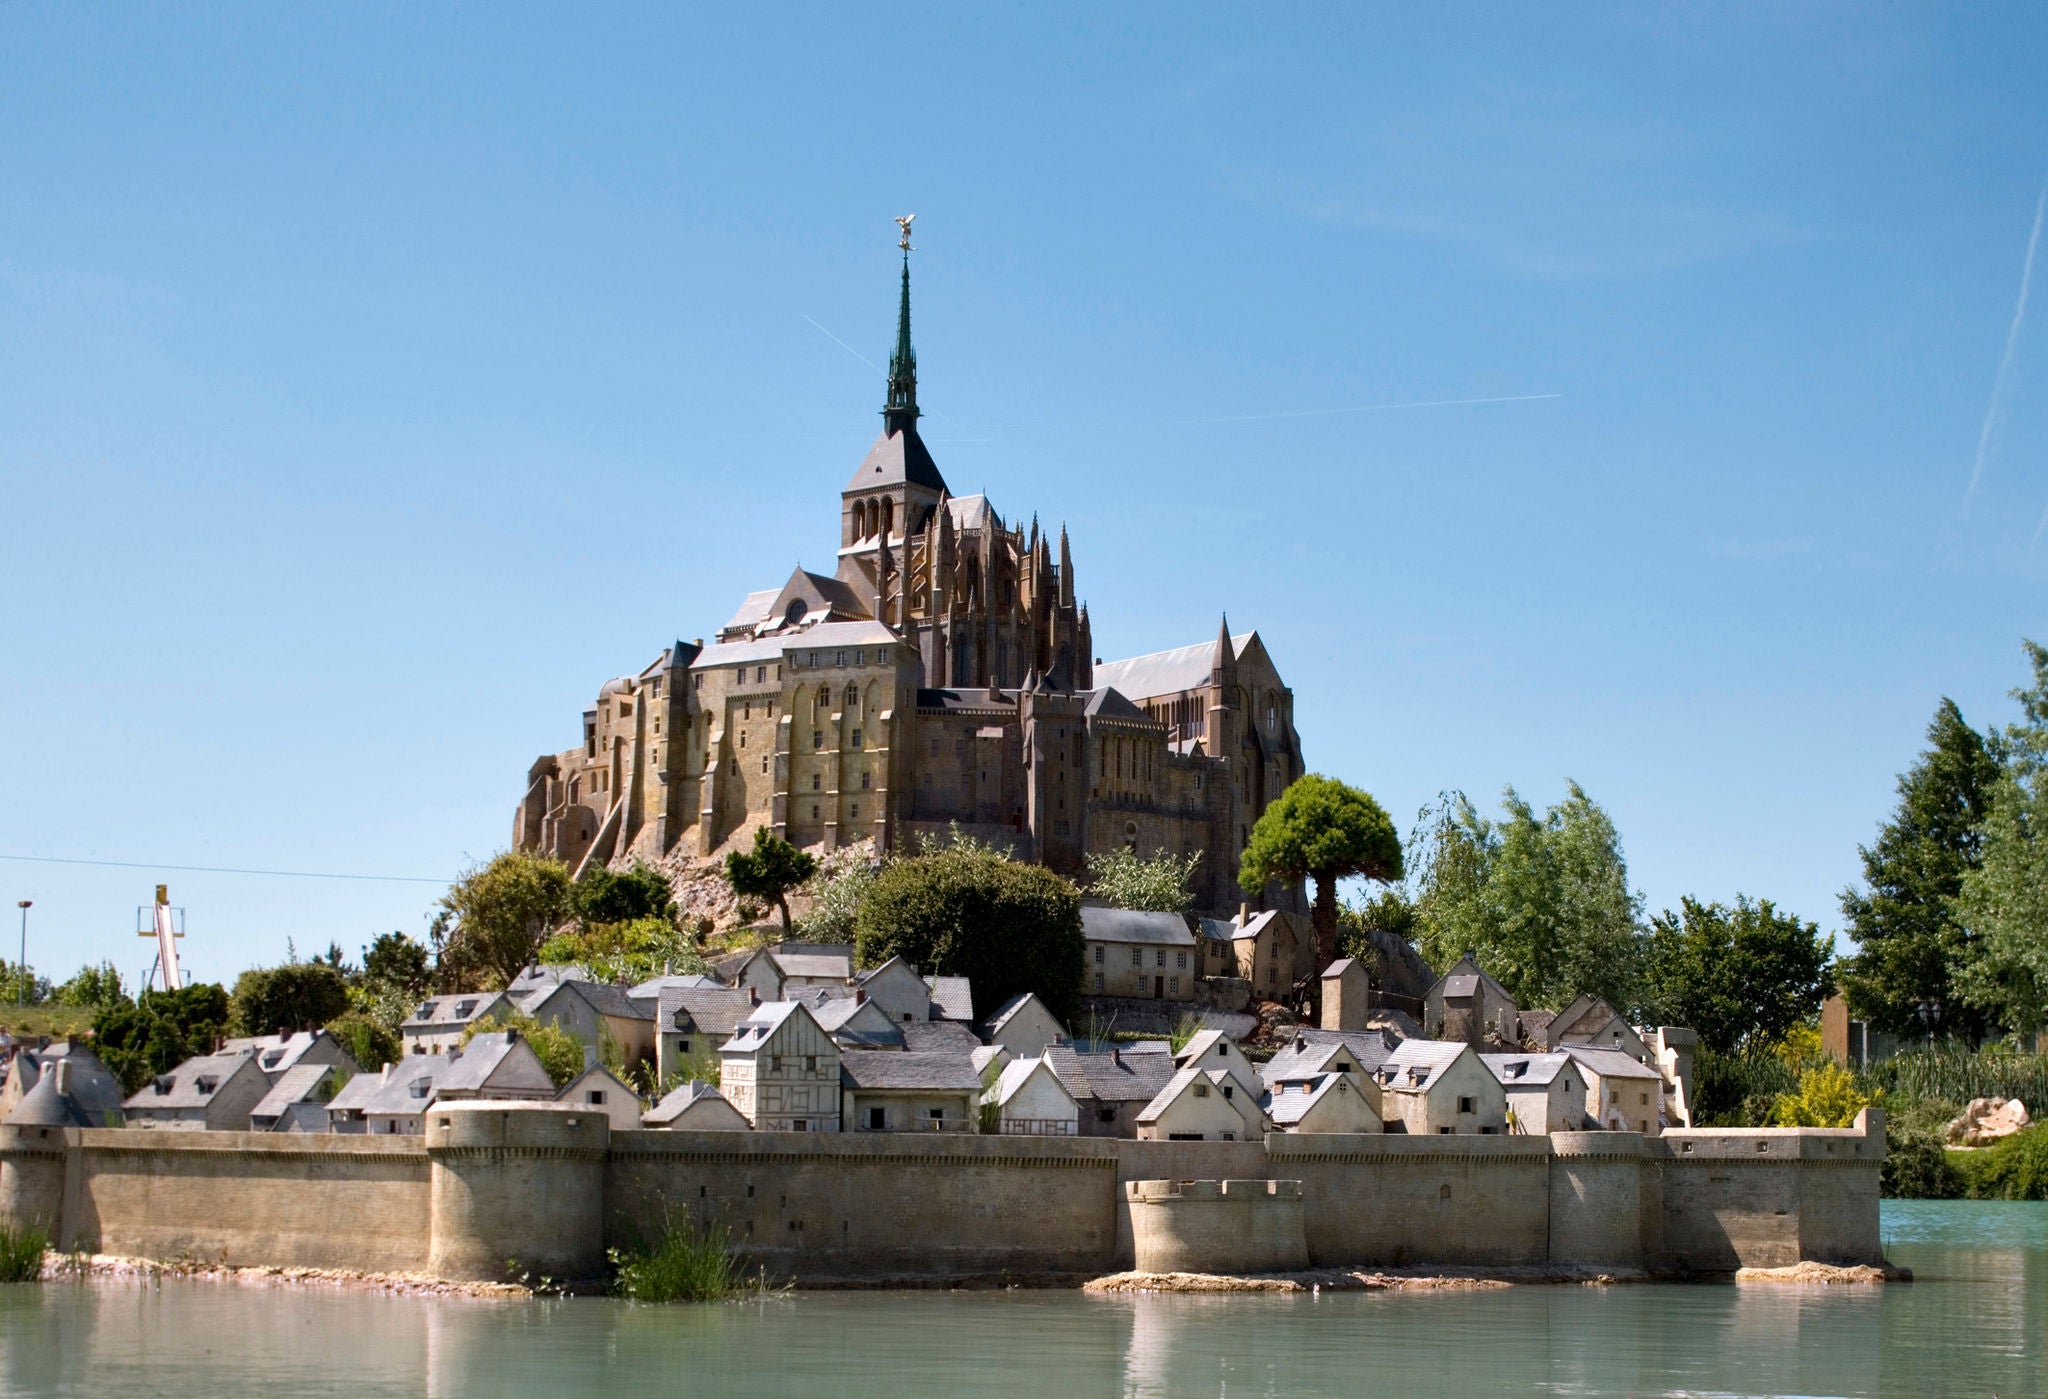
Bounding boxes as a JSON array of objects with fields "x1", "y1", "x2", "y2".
[
  {"x1": 1915, "y1": 997, "x2": 1941, "y2": 1049},
  {"x1": 14, "y1": 901, "x2": 29, "y2": 1006}
]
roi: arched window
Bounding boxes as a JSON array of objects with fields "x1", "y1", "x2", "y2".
[{"x1": 881, "y1": 498, "x2": 894, "y2": 537}]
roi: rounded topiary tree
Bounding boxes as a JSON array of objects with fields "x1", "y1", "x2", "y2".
[
  {"x1": 854, "y1": 847, "x2": 1084, "y2": 1027},
  {"x1": 1240, "y1": 773, "x2": 1404, "y2": 975}
]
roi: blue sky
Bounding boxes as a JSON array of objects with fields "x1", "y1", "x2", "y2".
[{"x1": 2, "y1": 4, "x2": 2044, "y2": 988}]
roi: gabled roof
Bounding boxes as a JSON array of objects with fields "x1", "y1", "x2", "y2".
[
  {"x1": 1480, "y1": 1053, "x2": 1579, "y2": 1088},
  {"x1": 1092, "y1": 633, "x2": 1255, "y2": 702},
  {"x1": 124, "y1": 1050, "x2": 262, "y2": 1111},
  {"x1": 1081, "y1": 687, "x2": 1153, "y2": 723},
  {"x1": 643, "y1": 1079, "x2": 744, "y2": 1126},
  {"x1": 436, "y1": 1033, "x2": 549, "y2": 1094},
  {"x1": 1080, "y1": 906, "x2": 1195, "y2": 947},
  {"x1": 1267, "y1": 1071, "x2": 1366, "y2": 1127},
  {"x1": 249, "y1": 1063, "x2": 342, "y2": 1123},
  {"x1": 402, "y1": 991, "x2": 510, "y2": 1031},
  {"x1": 1043, "y1": 1045, "x2": 1178, "y2": 1104},
  {"x1": 926, "y1": 975, "x2": 974, "y2": 1021},
  {"x1": 557, "y1": 1064, "x2": 641, "y2": 1106},
  {"x1": 1198, "y1": 910, "x2": 1282, "y2": 944},
  {"x1": 837, "y1": 1050, "x2": 981, "y2": 1092},
  {"x1": 1136, "y1": 1065, "x2": 1258, "y2": 1125},
  {"x1": 902, "y1": 1020, "x2": 980, "y2": 1053},
  {"x1": 720, "y1": 1000, "x2": 828, "y2": 1054},
  {"x1": 661, "y1": 986, "x2": 756, "y2": 1038},
  {"x1": 1376, "y1": 1039, "x2": 1471, "y2": 1091},
  {"x1": 991, "y1": 1056, "x2": 1074, "y2": 1110},
  {"x1": 1431, "y1": 955, "x2": 1516, "y2": 1008},
  {"x1": 985, "y1": 991, "x2": 1060, "y2": 1037},
  {"x1": 846, "y1": 425, "x2": 948, "y2": 493},
  {"x1": 531, "y1": 979, "x2": 654, "y2": 1023},
  {"x1": 222, "y1": 1030, "x2": 343, "y2": 1077},
  {"x1": 630, "y1": 973, "x2": 722, "y2": 998},
  {"x1": 1560, "y1": 1043, "x2": 1663, "y2": 1081},
  {"x1": 945, "y1": 493, "x2": 995, "y2": 532}
]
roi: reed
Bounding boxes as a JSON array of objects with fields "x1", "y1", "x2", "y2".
[
  {"x1": 0, "y1": 1223, "x2": 49, "y2": 1283},
  {"x1": 610, "y1": 1216, "x2": 747, "y2": 1303}
]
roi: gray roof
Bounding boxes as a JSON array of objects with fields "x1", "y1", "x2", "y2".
[
  {"x1": 693, "y1": 620, "x2": 898, "y2": 671},
  {"x1": 12, "y1": 1045, "x2": 126, "y2": 1125},
  {"x1": 356, "y1": 1058, "x2": 455, "y2": 1118},
  {"x1": 1092, "y1": 633, "x2": 1252, "y2": 702},
  {"x1": 403, "y1": 991, "x2": 509, "y2": 1031},
  {"x1": 556, "y1": 1064, "x2": 641, "y2": 1107},
  {"x1": 985, "y1": 991, "x2": 1059, "y2": 1036},
  {"x1": 1376, "y1": 1039, "x2": 1470, "y2": 1090},
  {"x1": 1441, "y1": 974, "x2": 1481, "y2": 1000},
  {"x1": 845, "y1": 424, "x2": 948, "y2": 493},
  {"x1": 436, "y1": 1033, "x2": 548, "y2": 1093},
  {"x1": 124, "y1": 1050, "x2": 263, "y2": 1111},
  {"x1": 1560, "y1": 1044, "x2": 1663, "y2": 1081},
  {"x1": 838, "y1": 1050, "x2": 981, "y2": 1093},
  {"x1": 720, "y1": 1000, "x2": 819, "y2": 1053},
  {"x1": 643, "y1": 1079, "x2": 741, "y2": 1126},
  {"x1": 721, "y1": 588, "x2": 781, "y2": 634},
  {"x1": 1262, "y1": 1028, "x2": 1399, "y2": 1085},
  {"x1": 661, "y1": 986, "x2": 756, "y2": 1037},
  {"x1": 902, "y1": 1019, "x2": 980, "y2": 1053},
  {"x1": 992, "y1": 1056, "x2": 1070, "y2": 1109},
  {"x1": 771, "y1": 950, "x2": 855, "y2": 981},
  {"x1": 945, "y1": 493, "x2": 994, "y2": 531},
  {"x1": 1044, "y1": 1045, "x2": 1178, "y2": 1104},
  {"x1": 926, "y1": 975, "x2": 974, "y2": 1021},
  {"x1": 6, "y1": 1070, "x2": 93, "y2": 1127},
  {"x1": 1081, "y1": 687, "x2": 1152, "y2": 723},
  {"x1": 1267, "y1": 1071, "x2": 1364, "y2": 1127},
  {"x1": 1480, "y1": 1053, "x2": 1579, "y2": 1088},
  {"x1": 249, "y1": 1063, "x2": 342, "y2": 1123},
  {"x1": 629, "y1": 973, "x2": 722, "y2": 998},
  {"x1": 533, "y1": 979, "x2": 655, "y2": 1022},
  {"x1": 1080, "y1": 906, "x2": 1195, "y2": 947},
  {"x1": 1322, "y1": 956, "x2": 1362, "y2": 978},
  {"x1": 222, "y1": 1030, "x2": 353, "y2": 1078}
]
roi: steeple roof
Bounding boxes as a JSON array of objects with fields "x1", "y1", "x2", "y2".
[
  {"x1": 884, "y1": 253, "x2": 919, "y2": 433},
  {"x1": 847, "y1": 248, "x2": 948, "y2": 494}
]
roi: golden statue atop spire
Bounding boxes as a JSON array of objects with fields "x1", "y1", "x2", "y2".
[{"x1": 894, "y1": 213, "x2": 916, "y2": 252}]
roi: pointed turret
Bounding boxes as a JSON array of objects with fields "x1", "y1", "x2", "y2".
[
  {"x1": 883, "y1": 254, "x2": 919, "y2": 435},
  {"x1": 1058, "y1": 525, "x2": 1074, "y2": 608},
  {"x1": 1211, "y1": 612, "x2": 1238, "y2": 686}
]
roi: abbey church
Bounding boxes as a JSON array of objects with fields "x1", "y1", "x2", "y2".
[{"x1": 513, "y1": 249, "x2": 1304, "y2": 913}]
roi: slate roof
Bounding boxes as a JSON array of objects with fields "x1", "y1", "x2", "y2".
[
  {"x1": 991, "y1": 1056, "x2": 1065, "y2": 1108},
  {"x1": 721, "y1": 1000, "x2": 818, "y2": 1053},
  {"x1": 1198, "y1": 910, "x2": 1281, "y2": 944},
  {"x1": 692, "y1": 620, "x2": 898, "y2": 671},
  {"x1": 771, "y1": 950, "x2": 855, "y2": 981},
  {"x1": 1518, "y1": 1010, "x2": 1558, "y2": 1045},
  {"x1": 222, "y1": 1031, "x2": 338, "y2": 1077},
  {"x1": 846, "y1": 425, "x2": 948, "y2": 493},
  {"x1": 926, "y1": 975, "x2": 974, "y2": 1021},
  {"x1": 534, "y1": 979, "x2": 655, "y2": 1022},
  {"x1": 1080, "y1": 906, "x2": 1196, "y2": 947},
  {"x1": 1092, "y1": 634, "x2": 1253, "y2": 702},
  {"x1": 1376, "y1": 1039, "x2": 1469, "y2": 1091},
  {"x1": 837, "y1": 1050, "x2": 981, "y2": 1093},
  {"x1": 1081, "y1": 687, "x2": 1152, "y2": 723},
  {"x1": 403, "y1": 992, "x2": 510, "y2": 1031},
  {"x1": 6, "y1": 1070, "x2": 93, "y2": 1127},
  {"x1": 1267, "y1": 1071, "x2": 1366, "y2": 1127},
  {"x1": 436, "y1": 1033, "x2": 547, "y2": 1094},
  {"x1": 1136, "y1": 1065, "x2": 1258, "y2": 1125},
  {"x1": 629, "y1": 973, "x2": 722, "y2": 998},
  {"x1": 661, "y1": 987, "x2": 757, "y2": 1038},
  {"x1": 124, "y1": 1050, "x2": 261, "y2": 1111},
  {"x1": 902, "y1": 1019, "x2": 980, "y2": 1053},
  {"x1": 985, "y1": 991, "x2": 1056, "y2": 1036},
  {"x1": 721, "y1": 588, "x2": 781, "y2": 634},
  {"x1": 1044, "y1": 1045, "x2": 1178, "y2": 1104},
  {"x1": 249, "y1": 1064, "x2": 341, "y2": 1124},
  {"x1": 11, "y1": 1046, "x2": 126, "y2": 1125},
  {"x1": 1480, "y1": 1053, "x2": 1578, "y2": 1088},
  {"x1": 1442, "y1": 974, "x2": 1482, "y2": 1000},
  {"x1": 642, "y1": 1079, "x2": 743, "y2": 1126},
  {"x1": 915, "y1": 688, "x2": 1017, "y2": 713},
  {"x1": 1560, "y1": 1044, "x2": 1663, "y2": 1081},
  {"x1": 356, "y1": 1058, "x2": 454, "y2": 1118},
  {"x1": 945, "y1": 493, "x2": 994, "y2": 531},
  {"x1": 1322, "y1": 956, "x2": 1362, "y2": 978}
]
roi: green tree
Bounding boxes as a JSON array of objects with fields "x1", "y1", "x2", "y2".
[
  {"x1": 227, "y1": 962, "x2": 352, "y2": 1039},
  {"x1": 461, "y1": 1012, "x2": 584, "y2": 1088},
  {"x1": 1085, "y1": 847, "x2": 1202, "y2": 915},
  {"x1": 435, "y1": 852, "x2": 575, "y2": 990},
  {"x1": 0, "y1": 959, "x2": 50, "y2": 1006},
  {"x1": 327, "y1": 1010, "x2": 401, "y2": 1071},
  {"x1": 573, "y1": 862, "x2": 676, "y2": 927},
  {"x1": 723, "y1": 828, "x2": 817, "y2": 932},
  {"x1": 361, "y1": 932, "x2": 432, "y2": 998},
  {"x1": 91, "y1": 982, "x2": 229, "y2": 1092},
  {"x1": 1770, "y1": 1060, "x2": 1871, "y2": 1128},
  {"x1": 1239, "y1": 774, "x2": 1403, "y2": 973},
  {"x1": 1641, "y1": 896, "x2": 1835, "y2": 1053},
  {"x1": 538, "y1": 915, "x2": 708, "y2": 984},
  {"x1": 52, "y1": 961, "x2": 127, "y2": 1009},
  {"x1": 854, "y1": 846, "x2": 1085, "y2": 1026},
  {"x1": 1410, "y1": 783, "x2": 1642, "y2": 1011},
  {"x1": 1954, "y1": 642, "x2": 2048, "y2": 1036},
  {"x1": 795, "y1": 844, "x2": 886, "y2": 943},
  {"x1": 1837, "y1": 698, "x2": 2003, "y2": 1040}
]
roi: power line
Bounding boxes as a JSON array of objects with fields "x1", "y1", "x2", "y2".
[{"x1": 0, "y1": 853, "x2": 447, "y2": 885}]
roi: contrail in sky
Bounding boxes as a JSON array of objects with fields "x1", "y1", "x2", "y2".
[{"x1": 1965, "y1": 189, "x2": 2045, "y2": 514}]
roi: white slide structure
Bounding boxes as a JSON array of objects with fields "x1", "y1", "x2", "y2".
[{"x1": 143, "y1": 884, "x2": 185, "y2": 992}]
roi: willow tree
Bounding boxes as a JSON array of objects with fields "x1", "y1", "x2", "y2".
[{"x1": 1239, "y1": 774, "x2": 1403, "y2": 973}]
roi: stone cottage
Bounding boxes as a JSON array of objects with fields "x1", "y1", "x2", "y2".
[
  {"x1": 719, "y1": 1000, "x2": 842, "y2": 1132},
  {"x1": 1374, "y1": 1040, "x2": 1507, "y2": 1135},
  {"x1": 1081, "y1": 906, "x2": 1197, "y2": 1001}
]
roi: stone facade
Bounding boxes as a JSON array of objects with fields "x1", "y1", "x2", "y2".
[{"x1": 512, "y1": 256, "x2": 1304, "y2": 916}]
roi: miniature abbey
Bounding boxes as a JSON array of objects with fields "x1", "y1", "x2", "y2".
[{"x1": 514, "y1": 249, "x2": 1304, "y2": 911}]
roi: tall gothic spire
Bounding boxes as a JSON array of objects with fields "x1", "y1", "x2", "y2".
[{"x1": 883, "y1": 252, "x2": 919, "y2": 435}]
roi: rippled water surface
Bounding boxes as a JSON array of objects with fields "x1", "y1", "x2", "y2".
[{"x1": 2, "y1": 1201, "x2": 2042, "y2": 1398}]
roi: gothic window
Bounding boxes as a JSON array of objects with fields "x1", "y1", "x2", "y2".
[
  {"x1": 813, "y1": 731, "x2": 824, "y2": 750},
  {"x1": 816, "y1": 689, "x2": 829, "y2": 714},
  {"x1": 881, "y1": 498, "x2": 894, "y2": 536}
]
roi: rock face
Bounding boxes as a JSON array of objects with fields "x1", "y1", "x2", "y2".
[{"x1": 1946, "y1": 1097, "x2": 2032, "y2": 1147}]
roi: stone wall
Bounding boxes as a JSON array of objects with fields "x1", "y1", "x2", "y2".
[{"x1": 0, "y1": 1108, "x2": 1888, "y2": 1284}]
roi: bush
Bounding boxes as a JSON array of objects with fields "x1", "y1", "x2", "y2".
[
  {"x1": 1692, "y1": 1045, "x2": 1801, "y2": 1126},
  {"x1": 92, "y1": 984, "x2": 230, "y2": 1093},
  {"x1": 328, "y1": 1011, "x2": 401, "y2": 1071},
  {"x1": 855, "y1": 847, "x2": 1084, "y2": 1027},
  {"x1": 1882, "y1": 1122, "x2": 1967, "y2": 1199},
  {"x1": 1958, "y1": 1123, "x2": 2048, "y2": 1201},
  {"x1": 228, "y1": 963, "x2": 351, "y2": 1039},
  {"x1": 1863, "y1": 1047, "x2": 2048, "y2": 1114},
  {"x1": 52, "y1": 962, "x2": 127, "y2": 1010},
  {"x1": 574, "y1": 863, "x2": 677, "y2": 927},
  {"x1": 610, "y1": 1214, "x2": 747, "y2": 1302},
  {"x1": 461, "y1": 1013, "x2": 584, "y2": 1087},
  {"x1": 1771, "y1": 1060, "x2": 1873, "y2": 1127},
  {"x1": 538, "y1": 916, "x2": 706, "y2": 984},
  {"x1": 1085, "y1": 847, "x2": 1201, "y2": 915},
  {"x1": 0, "y1": 1222, "x2": 48, "y2": 1283}
]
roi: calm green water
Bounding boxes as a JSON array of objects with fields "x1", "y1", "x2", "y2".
[{"x1": 2, "y1": 1202, "x2": 2042, "y2": 1398}]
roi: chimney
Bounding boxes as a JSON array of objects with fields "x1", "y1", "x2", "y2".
[
  {"x1": 1294, "y1": 1034, "x2": 1307, "y2": 1053},
  {"x1": 748, "y1": 988, "x2": 760, "y2": 1007},
  {"x1": 1111, "y1": 1049, "x2": 1122, "y2": 1066},
  {"x1": 381, "y1": 1063, "x2": 393, "y2": 1084},
  {"x1": 54, "y1": 1060, "x2": 71, "y2": 1097},
  {"x1": 855, "y1": 989, "x2": 867, "y2": 1006},
  {"x1": 1239, "y1": 902, "x2": 1249, "y2": 925}
]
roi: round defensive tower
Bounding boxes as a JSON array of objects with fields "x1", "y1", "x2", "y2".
[
  {"x1": 424, "y1": 1102, "x2": 609, "y2": 1284},
  {"x1": 1548, "y1": 1131, "x2": 1647, "y2": 1270},
  {"x1": 0, "y1": 1123, "x2": 68, "y2": 1238}
]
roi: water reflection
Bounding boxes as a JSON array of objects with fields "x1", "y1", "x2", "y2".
[{"x1": 0, "y1": 1203, "x2": 2040, "y2": 1399}]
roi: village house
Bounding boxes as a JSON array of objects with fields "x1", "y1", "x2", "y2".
[
  {"x1": 505, "y1": 962, "x2": 587, "y2": 1009},
  {"x1": 805, "y1": 991, "x2": 907, "y2": 1049},
  {"x1": 1480, "y1": 1052, "x2": 1591, "y2": 1136},
  {"x1": 1258, "y1": 1029, "x2": 1398, "y2": 1094},
  {"x1": 1080, "y1": 906, "x2": 1197, "y2": 1000},
  {"x1": 972, "y1": 1045, "x2": 1011, "y2": 1088},
  {"x1": 1195, "y1": 907, "x2": 1308, "y2": 1001},
  {"x1": 345, "y1": 1057, "x2": 451, "y2": 1136},
  {"x1": 982, "y1": 992, "x2": 1066, "y2": 1059},
  {"x1": 735, "y1": 943, "x2": 856, "y2": 1001},
  {"x1": 0, "y1": 1044, "x2": 126, "y2": 1127},
  {"x1": 1266, "y1": 1069, "x2": 1382, "y2": 1134},
  {"x1": 1173, "y1": 1029, "x2": 1266, "y2": 1100},
  {"x1": 642, "y1": 1079, "x2": 751, "y2": 1130},
  {"x1": 523, "y1": 979, "x2": 657, "y2": 1070},
  {"x1": 1043, "y1": 1044, "x2": 1178, "y2": 1137},
  {"x1": 655, "y1": 986, "x2": 756, "y2": 1082},
  {"x1": 1135, "y1": 1065, "x2": 1265, "y2": 1141},
  {"x1": 839, "y1": 1050, "x2": 982, "y2": 1132},
  {"x1": 224, "y1": 1030, "x2": 359, "y2": 1083},
  {"x1": 926, "y1": 975, "x2": 975, "y2": 1022},
  {"x1": 1526, "y1": 994, "x2": 1648, "y2": 1062},
  {"x1": 1319, "y1": 957, "x2": 1373, "y2": 1031},
  {"x1": 1374, "y1": 1040, "x2": 1508, "y2": 1135},
  {"x1": 983, "y1": 1054, "x2": 1079, "y2": 1135},
  {"x1": 401, "y1": 990, "x2": 514, "y2": 1055},
  {"x1": 123, "y1": 1049, "x2": 270, "y2": 1131},
  {"x1": 429, "y1": 1032, "x2": 557, "y2": 1107},
  {"x1": 555, "y1": 1059, "x2": 644, "y2": 1132},
  {"x1": 719, "y1": 1000, "x2": 842, "y2": 1132},
  {"x1": 1423, "y1": 955, "x2": 1521, "y2": 1048},
  {"x1": 628, "y1": 971, "x2": 722, "y2": 999},
  {"x1": 247, "y1": 1062, "x2": 350, "y2": 1132},
  {"x1": 1563, "y1": 1043, "x2": 1668, "y2": 1136},
  {"x1": 903, "y1": 1018, "x2": 981, "y2": 1052},
  {"x1": 851, "y1": 955, "x2": 935, "y2": 1023}
]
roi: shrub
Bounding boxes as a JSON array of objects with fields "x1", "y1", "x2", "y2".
[
  {"x1": 1882, "y1": 1119, "x2": 1967, "y2": 1198},
  {"x1": 1771, "y1": 1060, "x2": 1873, "y2": 1128},
  {"x1": 1692, "y1": 1045, "x2": 1800, "y2": 1126},
  {"x1": 328, "y1": 1011, "x2": 401, "y2": 1071},
  {"x1": 52, "y1": 962, "x2": 128, "y2": 1010},
  {"x1": 461, "y1": 1012, "x2": 584, "y2": 1088},
  {"x1": 228, "y1": 963, "x2": 350, "y2": 1039},
  {"x1": 0, "y1": 1222, "x2": 48, "y2": 1283},
  {"x1": 1958, "y1": 1123, "x2": 2048, "y2": 1201},
  {"x1": 610, "y1": 1215, "x2": 746, "y2": 1302},
  {"x1": 855, "y1": 846, "x2": 1084, "y2": 1027},
  {"x1": 92, "y1": 984, "x2": 230, "y2": 1093},
  {"x1": 1085, "y1": 847, "x2": 1201, "y2": 915},
  {"x1": 573, "y1": 862, "x2": 677, "y2": 927},
  {"x1": 538, "y1": 916, "x2": 706, "y2": 984}
]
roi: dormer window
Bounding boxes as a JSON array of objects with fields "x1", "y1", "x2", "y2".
[
  {"x1": 456, "y1": 1000, "x2": 477, "y2": 1018},
  {"x1": 195, "y1": 1076, "x2": 219, "y2": 1095}
]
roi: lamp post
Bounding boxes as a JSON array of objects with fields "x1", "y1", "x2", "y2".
[
  {"x1": 14, "y1": 901, "x2": 29, "y2": 1006},
  {"x1": 1915, "y1": 997, "x2": 1941, "y2": 1049}
]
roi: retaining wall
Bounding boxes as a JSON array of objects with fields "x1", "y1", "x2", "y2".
[{"x1": 0, "y1": 1108, "x2": 1888, "y2": 1283}]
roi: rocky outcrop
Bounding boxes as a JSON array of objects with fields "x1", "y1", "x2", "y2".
[{"x1": 1946, "y1": 1097, "x2": 2032, "y2": 1147}]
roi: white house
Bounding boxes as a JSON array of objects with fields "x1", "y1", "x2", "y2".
[
  {"x1": 1562, "y1": 1043, "x2": 1668, "y2": 1136},
  {"x1": 983, "y1": 992, "x2": 1066, "y2": 1059},
  {"x1": 555, "y1": 1062, "x2": 643, "y2": 1131},
  {"x1": 1172, "y1": 1029, "x2": 1265, "y2": 1100},
  {"x1": 1135, "y1": 1065, "x2": 1265, "y2": 1141},
  {"x1": 1374, "y1": 1040, "x2": 1507, "y2": 1135},
  {"x1": 1266, "y1": 1070, "x2": 1382, "y2": 1134},
  {"x1": 1480, "y1": 1052, "x2": 1591, "y2": 1135},
  {"x1": 1081, "y1": 907, "x2": 1197, "y2": 1000},
  {"x1": 852, "y1": 956, "x2": 935, "y2": 1023},
  {"x1": 983, "y1": 1055, "x2": 1079, "y2": 1136},
  {"x1": 642, "y1": 1080, "x2": 751, "y2": 1130},
  {"x1": 719, "y1": 1000, "x2": 842, "y2": 1132},
  {"x1": 401, "y1": 991, "x2": 514, "y2": 1055},
  {"x1": 121, "y1": 1049, "x2": 270, "y2": 1131},
  {"x1": 839, "y1": 1051, "x2": 982, "y2": 1132}
]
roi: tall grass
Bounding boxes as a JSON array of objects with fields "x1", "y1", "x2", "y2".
[
  {"x1": 609, "y1": 1215, "x2": 747, "y2": 1302},
  {"x1": 0, "y1": 1223, "x2": 49, "y2": 1283},
  {"x1": 1864, "y1": 1047, "x2": 2048, "y2": 1113}
]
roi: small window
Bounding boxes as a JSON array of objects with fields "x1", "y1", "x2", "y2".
[
  {"x1": 761, "y1": 756, "x2": 768, "y2": 773},
  {"x1": 851, "y1": 728, "x2": 863, "y2": 749},
  {"x1": 770, "y1": 1056, "x2": 784, "y2": 1073},
  {"x1": 1155, "y1": 950, "x2": 1166, "y2": 968},
  {"x1": 587, "y1": 1090, "x2": 606, "y2": 1105},
  {"x1": 926, "y1": 1107, "x2": 943, "y2": 1121},
  {"x1": 1169, "y1": 977, "x2": 1179, "y2": 995},
  {"x1": 1131, "y1": 948, "x2": 1142, "y2": 967},
  {"x1": 813, "y1": 773, "x2": 822, "y2": 790},
  {"x1": 836, "y1": 651, "x2": 847, "y2": 667},
  {"x1": 1458, "y1": 1096, "x2": 1476, "y2": 1114},
  {"x1": 806, "y1": 1056, "x2": 818, "y2": 1072},
  {"x1": 866, "y1": 1106, "x2": 885, "y2": 1130},
  {"x1": 756, "y1": 666, "x2": 767, "y2": 683},
  {"x1": 1176, "y1": 951, "x2": 1187, "y2": 969},
  {"x1": 1093, "y1": 945, "x2": 1104, "y2": 965},
  {"x1": 814, "y1": 730, "x2": 824, "y2": 749},
  {"x1": 678, "y1": 1039, "x2": 692, "y2": 1055},
  {"x1": 793, "y1": 1119, "x2": 809, "y2": 1132},
  {"x1": 861, "y1": 770, "x2": 871, "y2": 790},
  {"x1": 1093, "y1": 973, "x2": 1104, "y2": 993},
  {"x1": 1194, "y1": 1083, "x2": 1209, "y2": 1098}
]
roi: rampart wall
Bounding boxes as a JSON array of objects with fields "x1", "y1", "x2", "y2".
[{"x1": 0, "y1": 1106, "x2": 1887, "y2": 1284}]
